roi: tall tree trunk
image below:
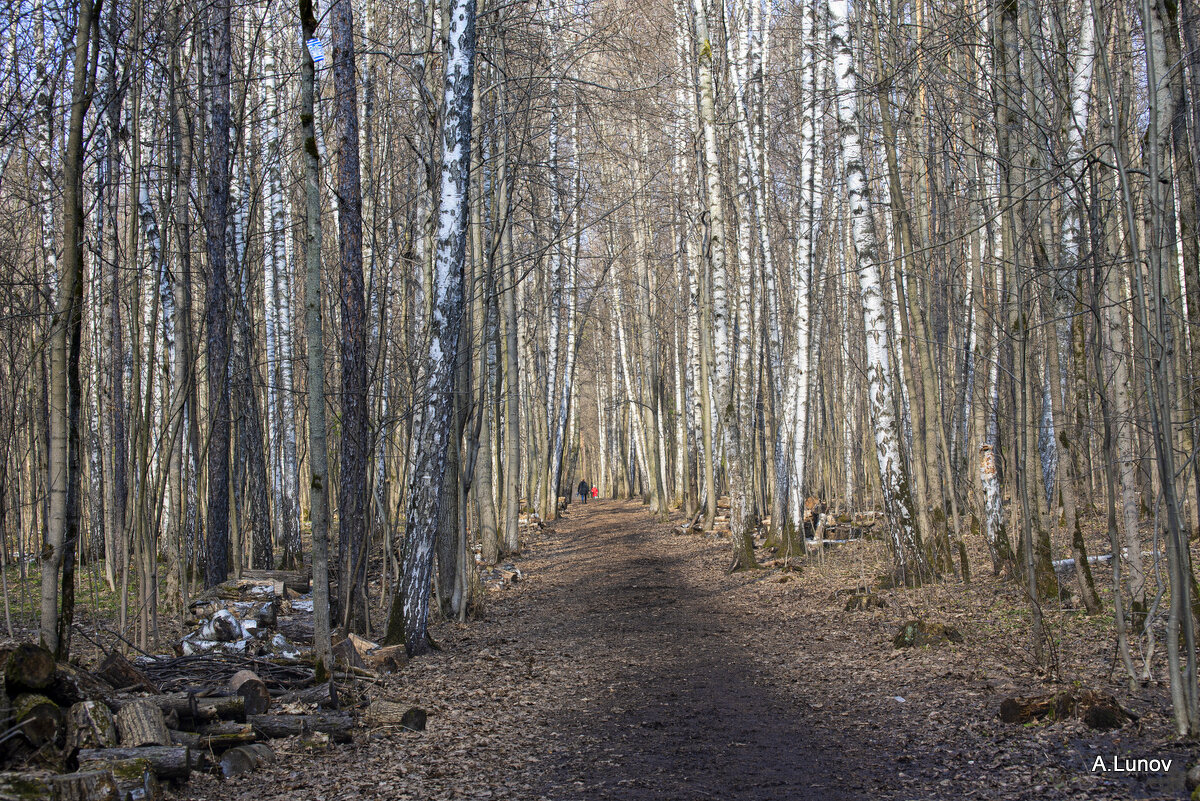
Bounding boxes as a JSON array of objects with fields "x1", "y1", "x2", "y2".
[
  {"x1": 390, "y1": 0, "x2": 477, "y2": 655},
  {"x1": 1140, "y1": 0, "x2": 1199, "y2": 736},
  {"x1": 204, "y1": 0, "x2": 233, "y2": 588},
  {"x1": 300, "y1": 0, "x2": 332, "y2": 672},
  {"x1": 828, "y1": 0, "x2": 928, "y2": 586},
  {"x1": 690, "y1": 0, "x2": 756, "y2": 570},
  {"x1": 43, "y1": 0, "x2": 95, "y2": 658},
  {"x1": 332, "y1": 0, "x2": 369, "y2": 632}
]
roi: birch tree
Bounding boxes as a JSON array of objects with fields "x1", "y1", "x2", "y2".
[
  {"x1": 827, "y1": 0, "x2": 928, "y2": 586},
  {"x1": 690, "y1": 0, "x2": 757, "y2": 571},
  {"x1": 390, "y1": 0, "x2": 478, "y2": 654}
]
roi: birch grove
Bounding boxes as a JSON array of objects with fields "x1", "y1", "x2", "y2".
[{"x1": 0, "y1": 0, "x2": 1199, "y2": 739}]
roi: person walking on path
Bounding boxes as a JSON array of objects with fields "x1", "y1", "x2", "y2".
[{"x1": 577, "y1": 480, "x2": 590, "y2": 505}]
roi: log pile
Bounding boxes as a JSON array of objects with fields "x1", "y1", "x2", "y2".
[
  {"x1": 0, "y1": 638, "x2": 365, "y2": 800},
  {"x1": 180, "y1": 571, "x2": 311, "y2": 658},
  {"x1": 677, "y1": 497, "x2": 881, "y2": 541},
  {"x1": 518, "y1": 512, "x2": 543, "y2": 531},
  {"x1": 517, "y1": 500, "x2": 544, "y2": 533},
  {"x1": 479, "y1": 563, "x2": 523, "y2": 592}
]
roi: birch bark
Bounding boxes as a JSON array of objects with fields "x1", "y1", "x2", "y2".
[
  {"x1": 828, "y1": 0, "x2": 928, "y2": 585},
  {"x1": 690, "y1": 0, "x2": 756, "y2": 570},
  {"x1": 392, "y1": 0, "x2": 478, "y2": 654}
]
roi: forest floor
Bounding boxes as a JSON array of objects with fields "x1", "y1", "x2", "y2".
[{"x1": 176, "y1": 500, "x2": 1196, "y2": 800}]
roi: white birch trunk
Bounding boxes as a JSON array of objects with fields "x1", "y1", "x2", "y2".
[
  {"x1": 828, "y1": 0, "x2": 927, "y2": 584},
  {"x1": 691, "y1": 0, "x2": 757, "y2": 568},
  {"x1": 395, "y1": 0, "x2": 478, "y2": 654}
]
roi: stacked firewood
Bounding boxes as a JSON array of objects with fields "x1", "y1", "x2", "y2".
[
  {"x1": 478, "y1": 563, "x2": 523, "y2": 592},
  {"x1": 0, "y1": 641, "x2": 351, "y2": 800},
  {"x1": 180, "y1": 570, "x2": 311, "y2": 658}
]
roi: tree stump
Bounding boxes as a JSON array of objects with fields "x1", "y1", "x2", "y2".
[
  {"x1": 66, "y1": 701, "x2": 119, "y2": 753},
  {"x1": 892, "y1": 620, "x2": 963, "y2": 648},
  {"x1": 998, "y1": 690, "x2": 1132, "y2": 730},
  {"x1": 116, "y1": 700, "x2": 172, "y2": 747},
  {"x1": 228, "y1": 670, "x2": 270, "y2": 716},
  {"x1": 844, "y1": 593, "x2": 887, "y2": 612},
  {"x1": 14, "y1": 693, "x2": 63, "y2": 748}
]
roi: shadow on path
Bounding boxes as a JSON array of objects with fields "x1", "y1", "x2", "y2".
[{"x1": 529, "y1": 501, "x2": 875, "y2": 800}]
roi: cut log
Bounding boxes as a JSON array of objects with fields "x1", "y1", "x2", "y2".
[
  {"x1": 77, "y1": 747, "x2": 192, "y2": 781},
  {"x1": 274, "y1": 617, "x2": 314, "y2": 646},
  {"x1": 109, "y1": 693, "x2": 244, "y2": 724},
  {"x1": 218, "y1": 743, "x2": 274, "y2": 778},
  {"x1": 998, "y1": 690, "x2": 1132, "y2": 730},
  {"x1": 115, "y1": 700, "x2": 171, "y2": 747},
  {"x1": 362, "y1": 644, "x2": 408, "y2": 673},
  {"x1": 197, "y1": 610, "x2": 241, "y2": 642},
  {"x1": 276, "y1": 682, "x2": 338, "y2": 709},
  {"x1": 14, "y1": 693, "x2": 63, "y2": 748},
  {"x1": 0, "y1": 770, "x2": 119, "y2": 801},
  {"x1": 66, "y1": 701, "x2": 119, "y2": 752},
  {"x1": 95, "y1": 653, "x2": 157, "y2": 694},
  {"x1": 363, "y1": 701, "x2": 426, "y2": 731},
  {"x1": 400, "y1": 708, "x2": 426, "y2": 732},
  {"x1": 170, "y1": 722, "x2": 257, "y2": 754},
  {"x1": 188, "y1": 579, "x2": 280, "y2": 606},
  {"x1": 2, "y1": 644, "x2": 56, "y2": 692},
  {"x1": 78, "y1": 759, "x2": 158, "y2": 801},
  {"x1": 247, "y1": 712, "x2": 353, "y2": 743},
  {"x1": 228, "y1": 670, "x2": 270, "y2": 716},
  {"x1": 198, "y1": 724, "x2": 256, "y2": 752},
  {"x1": 48, "y1": 665, "x2": 118, "y2": 709},
  {"x1": 186, "y1": 598, "x2": 279, "y2": 631},
  {"x1": 346, "y1": 633, "x2": 378, "y2": 657}
]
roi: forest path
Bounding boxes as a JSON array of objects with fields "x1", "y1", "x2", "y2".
[
  {"x1": 520, "y1": 499, "x2": 866, "y2": 799},
  {"x1": 181, "y1": 500, "x2": 1177, "y2": 801}
]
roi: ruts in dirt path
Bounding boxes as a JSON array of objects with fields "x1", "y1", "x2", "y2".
[{"x1": 179, "y1": 501, "x2": 1187, "y2": 801}]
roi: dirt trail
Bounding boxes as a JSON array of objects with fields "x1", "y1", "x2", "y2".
[
  {"x1": 181, "y1": 501, "x2": 1189, "y2": 801},
  {"x1": 525, "y1": 501, "x2": 868, "y2": 799}
]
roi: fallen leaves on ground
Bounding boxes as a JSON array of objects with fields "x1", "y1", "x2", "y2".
[{"x1": 172, "y1": 501, "x2": 1195, "y2": 800}]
